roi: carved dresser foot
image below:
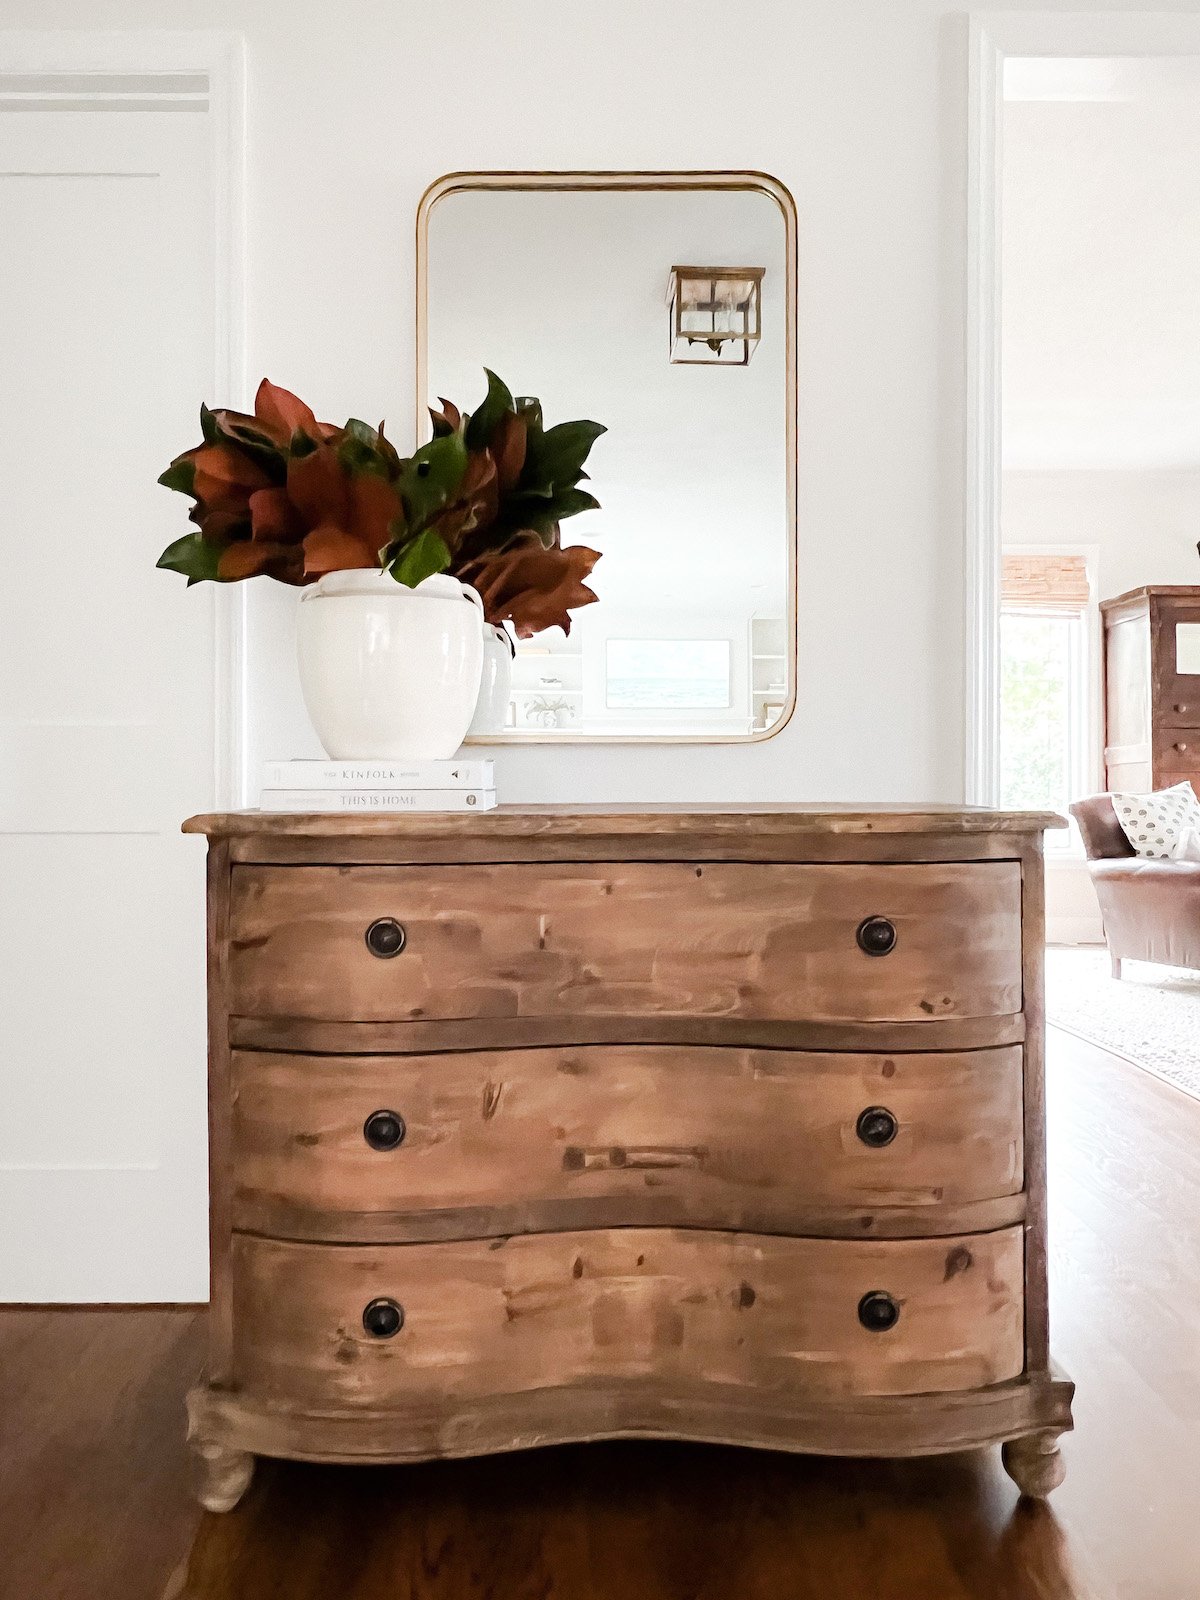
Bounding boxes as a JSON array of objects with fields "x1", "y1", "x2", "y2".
[
  {"x1": 190, "y1": 1439, "x2": 255, "y2": 1513},
  {"x1": 1002, "y1": 1430, "x2": 1067, "y2": 1498}
]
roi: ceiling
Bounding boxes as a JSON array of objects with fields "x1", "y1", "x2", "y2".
[{"x1": 1002, "y1": 56, "x2": 1200, "y2": 471}]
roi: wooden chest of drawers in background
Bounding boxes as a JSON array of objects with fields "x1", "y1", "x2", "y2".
[
  {"x1": 1102, "y1": 585, "x2": 1200, "y2": 794},
  {"x1": 183, "y1": 805, "x2": 1074, "y2": 1510}
]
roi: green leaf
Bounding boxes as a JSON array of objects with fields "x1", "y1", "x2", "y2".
[
  {"x1": 376, "y1": 423, "x2": 403, "y2": 475},
  {"x1": 337, "y1": 431, "x2": 388, "y2": 477},
  {"x1": 344, "y1": 417, "x2": 380, "y2": 448},
  {"x1": 200, "y1": 403, "x2": 220, "y2": 445},
  {"x1": 547, "y1": 486, "x2": 600, "y2": 521},
  {"x1": 464, "y1": 368, "x2": 514, "y2": 450},
  {"x1": 387, "y1": 528, "x2": 452, "y2": 588},
  {"x1": 157, "y1": 458, "x2": 196, "y2": 496},
  {"x1": 397, "y1": 432, "x2": 468, "y2": 529},
  {"x1": 521, "y1": 419, "x2": 606, "y2": 496},
  {"x1": 500, "y1": 485, "x2": 602, "y2": 541},
  {"x1": 156, "y1": 531, "x2": 222, "y2": 583},
  {"x1": 514, "y1": 395, "x2": 543, "y2": 432}
]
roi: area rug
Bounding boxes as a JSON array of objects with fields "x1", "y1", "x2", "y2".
[{"x1": 1045, "y1": 946, "x2": 1200, "y2": 1101}]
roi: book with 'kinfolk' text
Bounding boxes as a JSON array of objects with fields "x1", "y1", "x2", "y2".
[{"x1": 262, "y1": 758, "x2": 494, "y2": 791}]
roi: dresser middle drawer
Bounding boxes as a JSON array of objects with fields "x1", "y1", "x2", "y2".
[{"x1": 230, "y1": 1044, "x2": 1024, "y2": 1240}]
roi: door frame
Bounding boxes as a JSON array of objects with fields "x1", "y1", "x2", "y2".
[
  {"x1": 964, "y1": 10, "x2": 1200, "y2": 804},
  {"x1": 0, "y1": 28, "x2": 248, "y2": 806}
]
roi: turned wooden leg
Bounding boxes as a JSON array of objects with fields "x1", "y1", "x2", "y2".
[
  {"x1": 1003, "y1": 1430, "x2": 1067, "y2": 1499},
  {"x1": 1111, "y1": 953, "x2": 1123, "y2": 980},
  {"x1": 189, "y1": 1437, "x2": 255, "y2": 1513}
]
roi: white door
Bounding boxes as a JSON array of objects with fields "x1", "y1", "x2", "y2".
[{"x1": 0, "y1": 66, "x2": 235, "y2": 1298}]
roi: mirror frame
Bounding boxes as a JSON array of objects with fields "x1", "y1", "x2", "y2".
[{"x1": 415, "y1": 169, "x2": 798, "y2": 745}]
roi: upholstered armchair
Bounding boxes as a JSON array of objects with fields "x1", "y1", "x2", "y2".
[{"x1": 1069, "y1": 794, "x2": 1200, "y2": 976}]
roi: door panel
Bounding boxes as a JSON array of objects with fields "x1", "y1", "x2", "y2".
[{"x1": 0, "y1": 95, "x2": 226, "y2": 1298}]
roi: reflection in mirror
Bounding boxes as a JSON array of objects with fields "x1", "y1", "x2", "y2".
[
  {"x1": 1176, "y1": 622, "x2": 1200, "y2": 675},
  {"x1": 418, "y1": 174, "x2": 795, "y2": 741}
]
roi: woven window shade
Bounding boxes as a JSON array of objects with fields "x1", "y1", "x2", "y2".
[{"x1": 1001, "y1": 554, "x2": 1090, "y2": 612}]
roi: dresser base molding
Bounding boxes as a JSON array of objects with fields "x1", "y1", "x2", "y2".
[{"x1": 186, "y1": 1369, "x2": 1074, "y2": 1509}]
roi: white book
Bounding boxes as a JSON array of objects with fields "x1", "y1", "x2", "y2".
[
  {"x1": 262, "y1": 758, "x2": 495, "y2": 791},
  {"x1": 261, "y1": 788, "x2": 498, "y2": 813}
]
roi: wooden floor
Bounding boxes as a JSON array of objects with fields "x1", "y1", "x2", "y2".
[{"x1": 2, "y1": 1028, "x2": 1196, "y2": 1600}]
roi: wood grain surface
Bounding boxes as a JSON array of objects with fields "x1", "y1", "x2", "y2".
[
  {"x1": 229, "y1": 1226, "x2": 1026, "y2": 1411},
  {"x1": 229, "y1": 1044, "x2": 1024, "y2": 1242},
  {"x1": 186, "y1": 803, "x2": 1066, "y2": 840},
  {"x1": 228, "y1": 861, "x2": 1024, "y2": 1025}
]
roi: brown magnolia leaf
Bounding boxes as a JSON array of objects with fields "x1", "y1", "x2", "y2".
[
  {"x1": 429, "y1": 397, "x2": 462, "y2": 436},
  {"x1": 196, "y1": 507, "x2": 250, "y2": 545},
  {"x1": 489, "y1": 410, "x2": 527, "y2": 496},
  {"x1": 345, "y1": 470, "x2": 404, "y2": 551},
  {"x1": 286, "y1": 444, "x2": 348, "y2": 527},
  {"x1": 249, "y1": 486, "x2": 304, "y2": 543},
  {"x1": 254, "y1": 379, "x2": 321, "y2": 444},
  {"x1": 458, "y1": 534, "x2": 600, "y2": 637},
  {"x1": 302, "y1": 521, "x2": 378, "y2": 577},
  {"x1": 217, "y1": 538, "x2": 304, "y2": 584},
  {"x1": 190, "y1": 442, "x2": 273, "y2": 509}
]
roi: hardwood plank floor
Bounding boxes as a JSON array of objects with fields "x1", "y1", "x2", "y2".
[{"x1": 0, "y1": 1028, "x2": 1193, "y2": 1600}]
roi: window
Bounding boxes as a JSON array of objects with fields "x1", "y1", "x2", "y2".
[
  {"x1": 999, "y1": 553, "x2": 1093, "y2": 843},
  {"x1": 604, "y1": 639, "x2": 732, "y2": 711}
]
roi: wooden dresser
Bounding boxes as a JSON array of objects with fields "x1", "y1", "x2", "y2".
[
  {"x1": 1102, "y1": 585, "x2": 1200, "y2": 795},
  {"x1": 183, "y1": 805, "x2": 1073, "y2": 1511}
]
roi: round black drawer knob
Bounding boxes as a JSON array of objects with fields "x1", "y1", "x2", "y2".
[
  {"x1": 856, "y1": 1106, "x2": 898, "y2": 1148},
  {"x1": 362, "y1": 1298, "x2": 404, "y2": 1339},
  {"x1": 365, "y1": 918, "x2": 406, "y2": 958},
  {"x1": 858, "y1": 1290, "x2": 900, "y2": 1333},
  {"x1": 363, "y1": 1110, "x2": 406, "y2": 1151},
  {"x1": 856, "y1": 916, "x2": 897, "y2": 957}
]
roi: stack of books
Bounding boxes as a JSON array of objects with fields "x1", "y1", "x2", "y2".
[{"x1": 260, "y1": 759, "x2": 497, "y2": 812}]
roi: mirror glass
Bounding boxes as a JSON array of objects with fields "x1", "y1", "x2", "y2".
[{"x1": 419, "y1": 174, "x2": 795, "y2": 741}]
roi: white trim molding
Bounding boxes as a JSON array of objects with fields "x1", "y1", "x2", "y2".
[
  {"x1": 0, "y1": 29, "x2": 248, "y2": 808},
  {"x1": 964, "y1": 12, "x2": 1200, "y2": 806}
]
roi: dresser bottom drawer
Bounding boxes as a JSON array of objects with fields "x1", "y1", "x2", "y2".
[{"x1": 230, "y1": 1227, "x2": 1024, "y2": 1408}]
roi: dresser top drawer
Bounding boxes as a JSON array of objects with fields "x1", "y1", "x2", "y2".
[{"x1": 228, "y1": 861, "x2": 1023, "y2": 1028}]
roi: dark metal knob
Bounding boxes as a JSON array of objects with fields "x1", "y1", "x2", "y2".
[
  {"x1": 365, "y1": 918, "x2": 406, "y2": 958},
  {"x1": 363, "y1": 1110, "x2": 406, "y2": 1151},
  {"x1": 856, "y1": 916, "x2": 897, "y2": 956},
  {"x1": 856, "y1": 1106, "x2": 898, "y2": 1148},
  {"x1": 858, "y1": 1290, "x2": 900, "y2": 1332},
  {"x1": 362, "y1": 1298, "x2": 404, "y2": 1338}
]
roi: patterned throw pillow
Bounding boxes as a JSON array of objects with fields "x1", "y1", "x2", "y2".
[{"x1": 1111, "y1": 783, "x2": 1200, "y2": 860}]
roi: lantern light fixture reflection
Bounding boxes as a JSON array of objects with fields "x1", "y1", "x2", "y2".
[{"x1": 666, "y1": 266, "x2": 765, "y2": 365}]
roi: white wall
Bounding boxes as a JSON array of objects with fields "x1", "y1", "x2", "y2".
[
  {"x1": 6, "y1": 0, "x2": 1180, "y2": 811},
  {"x1": 0, "y1": 0, "x2": 978, "y2": 805},
  {"x1": 1004, "y1": 470, "x2": 1200, "y2": 605}
]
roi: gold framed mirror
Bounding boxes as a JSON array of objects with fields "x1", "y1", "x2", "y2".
[{"x1": 416, "y1": 170, "x2": 797, "y2": 743}]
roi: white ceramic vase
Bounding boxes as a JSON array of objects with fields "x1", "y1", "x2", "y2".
[
  {"x1": 296, "y1": 570, "x2": 485, "y2": 760},
  {"x1": 468, "y1": 624, "x2": 515, "y2": 735}
]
